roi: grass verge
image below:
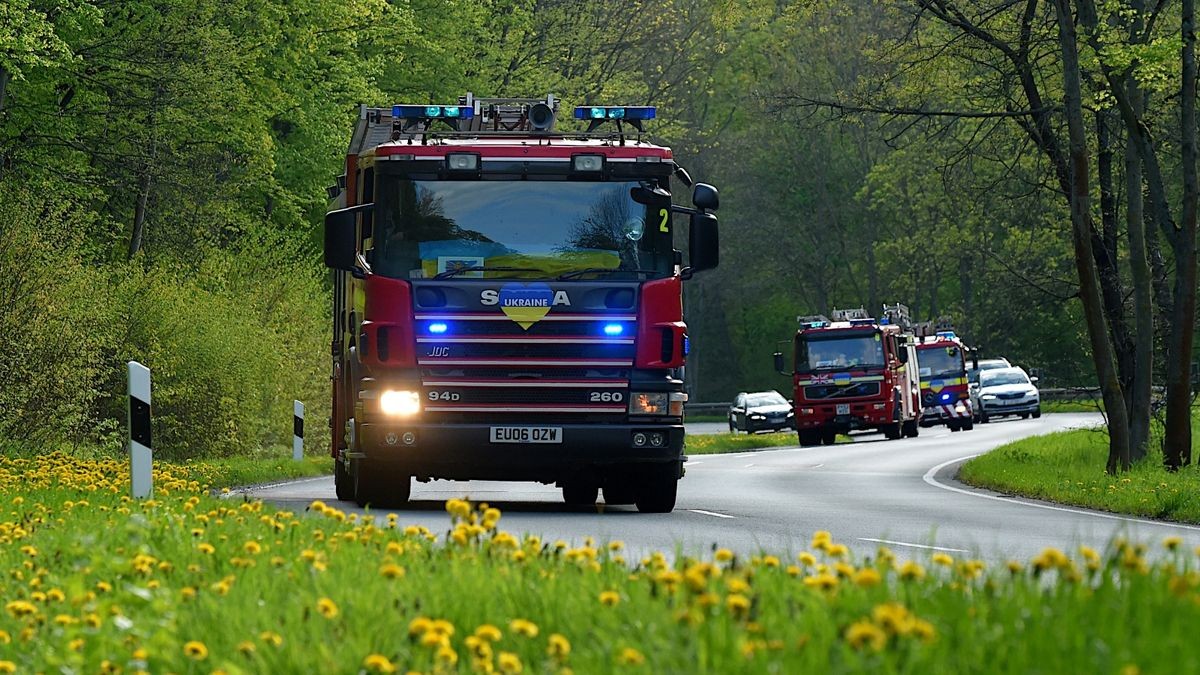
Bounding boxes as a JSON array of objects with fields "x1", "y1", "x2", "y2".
[
  {"x1": 184, "y1": 454, "x2": 331, "y2": 491},
  {"x1": 687, "y1": 431, "x2": 798, "y2": 454},
  {"x1": 3, "y1": 453, "x2": 1200, "y2": 672},
  {"x1": 960, "y1": 428, "x2": 1200, "y2": 523}
]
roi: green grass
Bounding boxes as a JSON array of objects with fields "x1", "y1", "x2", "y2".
[
  {"x1": 1041, "y1": 400, "x2": 1104, "y2": 414},
  {"x1": 687, "y1": 431, "x2": 799, "y2": 454},
  {"x1": 4, "y1": 452, "x2": 1200, "y2": 672},
  {"x1": 183, "y1": 454, "x2": 331, "y2": 491},
  {"x1": 961, "y1": 428, "x2": 1200, "y2": 523}
]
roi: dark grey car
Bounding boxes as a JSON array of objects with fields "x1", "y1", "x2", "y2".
[{"x1": 728, "y1": 391, "x2": 795, "y2": 433}]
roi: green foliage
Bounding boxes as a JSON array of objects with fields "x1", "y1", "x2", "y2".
[{"x1": 961, "y1": 416, "x2": 1200, "y2": 522}]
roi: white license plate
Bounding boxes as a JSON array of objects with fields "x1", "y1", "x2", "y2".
[
  {"x1": 836, "y1": 404, "x2": 850, "y2": 415},
  {"x1": 489, "y1": 426, "x2": 563, "y2": 444}
]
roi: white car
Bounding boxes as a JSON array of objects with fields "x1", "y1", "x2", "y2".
[
  {"x1": 978, "y1": 367, "x2": 1040, "y2": 423},
  {"x1": 967, "y1": 357, "x2": 1011, "y2": 421}
]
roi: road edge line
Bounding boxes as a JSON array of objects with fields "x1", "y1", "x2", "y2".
[{"x1": 922, "y1": 455, "x2": 1200, "y2": 532}]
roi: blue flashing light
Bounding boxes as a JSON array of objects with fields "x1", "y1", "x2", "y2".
[
  {"x1": 428, "y1": 322, "x2": 449, "y2": 334},
  {"x1": 936, "y1": 330, "x2": 957, "y2": 340},
  {"x1": 573, "y1": 106, "x2": 657, "y2": 121},
  {"x1": 393, "y1": 105, "x2": 475, "y2": 120},
  {"x1": 939, "y1": 392, "x2": 955, "y2": 404},
  {"x1": 603, "y1": 323, "x2": 624, "y2": 336},
  {"x1": 683, "y1": 335, "x2": 691, "y2": 356}
]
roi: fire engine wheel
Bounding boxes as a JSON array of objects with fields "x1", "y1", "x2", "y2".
[
  {"x1": 902, "y1": 420, "x2": 919, "y2": 438},
  {"x1": 562, "y1": 481, "x2": 599, "y2": 507},
  {"x1": 821, "y1": 430, "x2": 837, "y2": 446},
  {"x1": 334, "y1": 458, "x2": 354, "y2": 502},
  {"x1": 882, "y1": 422, "x2": 903, "y2": 440},
  {"x1": 961, "y1": 417, "x2": 975, "y2": 431},
  {"x1": 634, "y1": 462, "x2": 681, "y2": 513},
  {"x1": 798, "y1": 430, "x2": 822, "y2": 447},
  {"x1": 352, "y1": 460, "x2": 411, "y2": 510}
]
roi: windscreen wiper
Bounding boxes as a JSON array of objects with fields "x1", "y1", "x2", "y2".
[
  {"x1": 556, "y1": 268, "x2": 659, "y2": 280},
  {"x1": 433, "y1": 266, "x2": 544, "y2": 280}
]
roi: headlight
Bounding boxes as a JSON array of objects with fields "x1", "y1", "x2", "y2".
[
  {"x1": 981, "y1": 394, "x2": 996, "y2": 400},
  {"x1": 749, "y1": 414, "x2": 766, "y2": 420},
  {"x1": 630, "y1": 392, "x2": 668, "y2": 415},
  {"x1": 799, "y1": 408, "x2": 815, "y2": 415},
  {"x1": 380, "y1": 390, "x2": 421, "y2": 416},
  {"x1": 786, "y1": 411, "x2": 794, "y2": 417}
]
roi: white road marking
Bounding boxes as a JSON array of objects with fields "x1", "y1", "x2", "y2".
[
  {"x1": 812, "y1": 463, "x2": 824, "y2": 469},
  {"x1": 223, "y1": 475, "x2": 331, "y2": 498},
  {"x1": 689, "y1": 509, "x2": 736, "y2": 519},
  {"x1": 922, "y1": 454, "x2": 1200, "y2": 533},
  {"x1": 688, "y1": 461, "x2": 703, "y2": 466},
  {"x1": 858, "y1": 537, "x2": 968, "y2": 553},
  {"x1": 743, "y1": 463, "x2": 755, "y2": 468}
]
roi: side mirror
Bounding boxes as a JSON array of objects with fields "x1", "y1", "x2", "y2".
[
  {"x1": 324, "y1": 204, "x2": 372, "y2": 271},
  {"x1": 1030, "y1": 376, "x2": 1039, "y2": 384},
  {"x1": 687, "y1": 212, "x2": 719, "y2": 274},
  {"x1": 898, "y1": 348, "x2": 909, "y2": 364},
  {"x1": 693, "y1": 183, "x2": 719, "y2": 211},
  {"x1": 631, "y1": 185, "x2": 670, "y2": 204},
  {"x1": 773, "y1": 352, "x2": 787, "y2": 376}
]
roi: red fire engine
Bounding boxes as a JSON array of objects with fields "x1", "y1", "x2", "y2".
[
  {"x1": 914, "y1": 319, "x2": 976, "y2": 432},
  {"x1": 774, "y1": 305, "x2": 921, "y2": 446},
  {"x1": 323, "y1": 95, "x2": 719, "y2": 512}
]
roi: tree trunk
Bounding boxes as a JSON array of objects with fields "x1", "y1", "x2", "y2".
[
  {"x1": 1166, "y1": 0, "x2": 1199, "y2": 469},
  {"x1": 1094, "y1": 110, "x2": 1134, "y2": 406},
  {"x1": 1125, "y1": 76, "x2": 1153, "y2": 462},
  {"x1": 1053, "y1": 0, "x2": 1131, "y2": 474}
]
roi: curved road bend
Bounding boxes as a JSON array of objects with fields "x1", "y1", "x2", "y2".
[{"x1": 243, "y1": 414, "x2": 1200, "y2": 562}]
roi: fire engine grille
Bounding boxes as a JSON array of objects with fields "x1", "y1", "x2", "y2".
[
  {"x1": 804, "y1": 383, "x2": 881, "y2": 400},
  {"x1": 416, "y1": 316, "x2": 635, "y2": 418}
]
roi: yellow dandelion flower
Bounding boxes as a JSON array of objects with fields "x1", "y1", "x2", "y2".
[
  {"x1": 599, "y1": 591, "x2": 621, "y2": 607},
  {"x1": 932, "y1": 552, "x2": 954, "y2": 567},
  {"x1": 259, "y1": 630, "x2": 284, "y2": 647},
  {"x1": 910, "y1": 618, "x2": 937, "y2": 643},
  {"x1": 898, "y1": 561, "x2": 925, "y2": 581},
  {"x1": 726, "y1": 593, "x2": 751, "y2": 616},
  {"x1": 197, "y1": 542, "x2": 215, "y2": 555},
  {"x1": 409, "y1": 617, "x2": 432, "y2": 637},
  {"x1": 547, "y1": 633, "x2": 571, "y2": 660},
  {"x1": 761, "y1": 555, "x2": 780, "y2": 568},
  {"x1": 802, "y1": 573, "x2": 839, "y2": 591},
  {"x1": 435, "y1": 643, "x2": 458, "y2": 665},
  {"x1": 1006, "y1": 560, "x2": 1024, "y2": 575},
  {"x1": 317, "y1": 597, "x2": 340, "y2": 619},
  {"x1": 510, "y1": 618, "x2": 539, "y2": 638},
  {"x1": 1165, "y1": 536, "x2": 1183, "y2": 551},
  {"x1": 0, "y1": 662, "x2": 14, "y2": 674},
  {"x1": 183, "y1": 640, "x2": 209, "y2": 660},
  {"x1": 363, "y1": 653, "x2": 397, "y2": 673},
  {"x1": 380, "y1": 563, "x2": 406, "y2": 579},
  {"x1": 797, "y1": 551, "x2": 817, "y2": 566},
  {"x1": 844, "y1": 620, "x2": 886, "y2": 651},
  {"x1": 853, "y1": 568, "x2": 882, "y2": 588},
  {"x1": 474, "y1": 624, "x2": 502, "y2": 642},
  {"x1": 714, "y1": 548, "x2": 734, "y2": 563},
  {"x1": 617, "y1": 647, "x2": 646, "y2": 665},
  {"x1": 237, "y1": 640, "x2": 256, "y2": 655},
  {"x1": 243, "y1": 541, "x2": 262, "y2": 555},
  {"x1": 786, "y1": 565, "x2": 801, "y2": 577},
  {"x1": 498, "y1": 650, "x2": 523, "y2": 674}
]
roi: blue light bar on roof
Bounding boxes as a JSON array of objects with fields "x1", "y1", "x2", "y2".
[
  {"x1": 573, "y1": 106, "x2": 656, "y2": 121},
  {"x1": 393, "y1": 105, "x2": 475, "y2": 120}
]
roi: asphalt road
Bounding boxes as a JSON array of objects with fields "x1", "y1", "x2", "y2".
[{"x1": 243, "y1": 414, "x2": 1200, "y2": 563}]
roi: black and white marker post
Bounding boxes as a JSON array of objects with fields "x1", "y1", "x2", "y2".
[
  {"x1": 293, "y1": 400, "x2": 304, "y2": 461},
  {"x1": 127, "y1": 361, "x2": 152, "y2": 499}
]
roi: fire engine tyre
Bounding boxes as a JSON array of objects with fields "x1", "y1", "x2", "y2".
[
  {"x1": 948, "y1": 420, "x2": 961, "y2": 432},
  {"x1": 821, "y1": 430, "x2": 837, "y2": 446},
  {"x1": 562, "y1": 482, "x2": 599, "y2": 507},
  {"x1": 334, "y1": 459, "x2": 354, "y2": 502},
  {"x1": 798, "y1": 430, "x2": 822, "y2": 447},
  {"x1": 352, "y1": 460, "x2": 411, "y2": 510},
  {"x1": 882, "y1": 422, "x2": 903, "y2": 440},
  {"x1": 634, "y1": 462, "x2": 681, "y2": 513},
  {"x1": 902, "y1": 420, "x2": 919, "y2": 438},
  {"x1": 961, "y1": 418, "x2": 975, "y2": 431}
]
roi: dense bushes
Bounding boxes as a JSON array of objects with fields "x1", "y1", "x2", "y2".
[{"x1": 0, "y1": 186, "x2": 329, "y2": 459}]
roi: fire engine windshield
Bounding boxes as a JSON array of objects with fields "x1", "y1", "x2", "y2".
[
  {"x1": 917, "y1": 346, "x2": 964, "y2": 379},
  {"x1": 795, "y1": 331, "x2": 885, "y2": 372},
  {"x1": 373, "y1": 179, "x2": 674, "y2": 280}
]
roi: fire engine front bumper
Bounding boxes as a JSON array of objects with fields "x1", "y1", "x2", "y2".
[
  {"x1": 794, "y1": 406, "x2": 895, "y2": 432},
  {"x1": 352, "y1": 421, "x2": 685, "y2": 482}
]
